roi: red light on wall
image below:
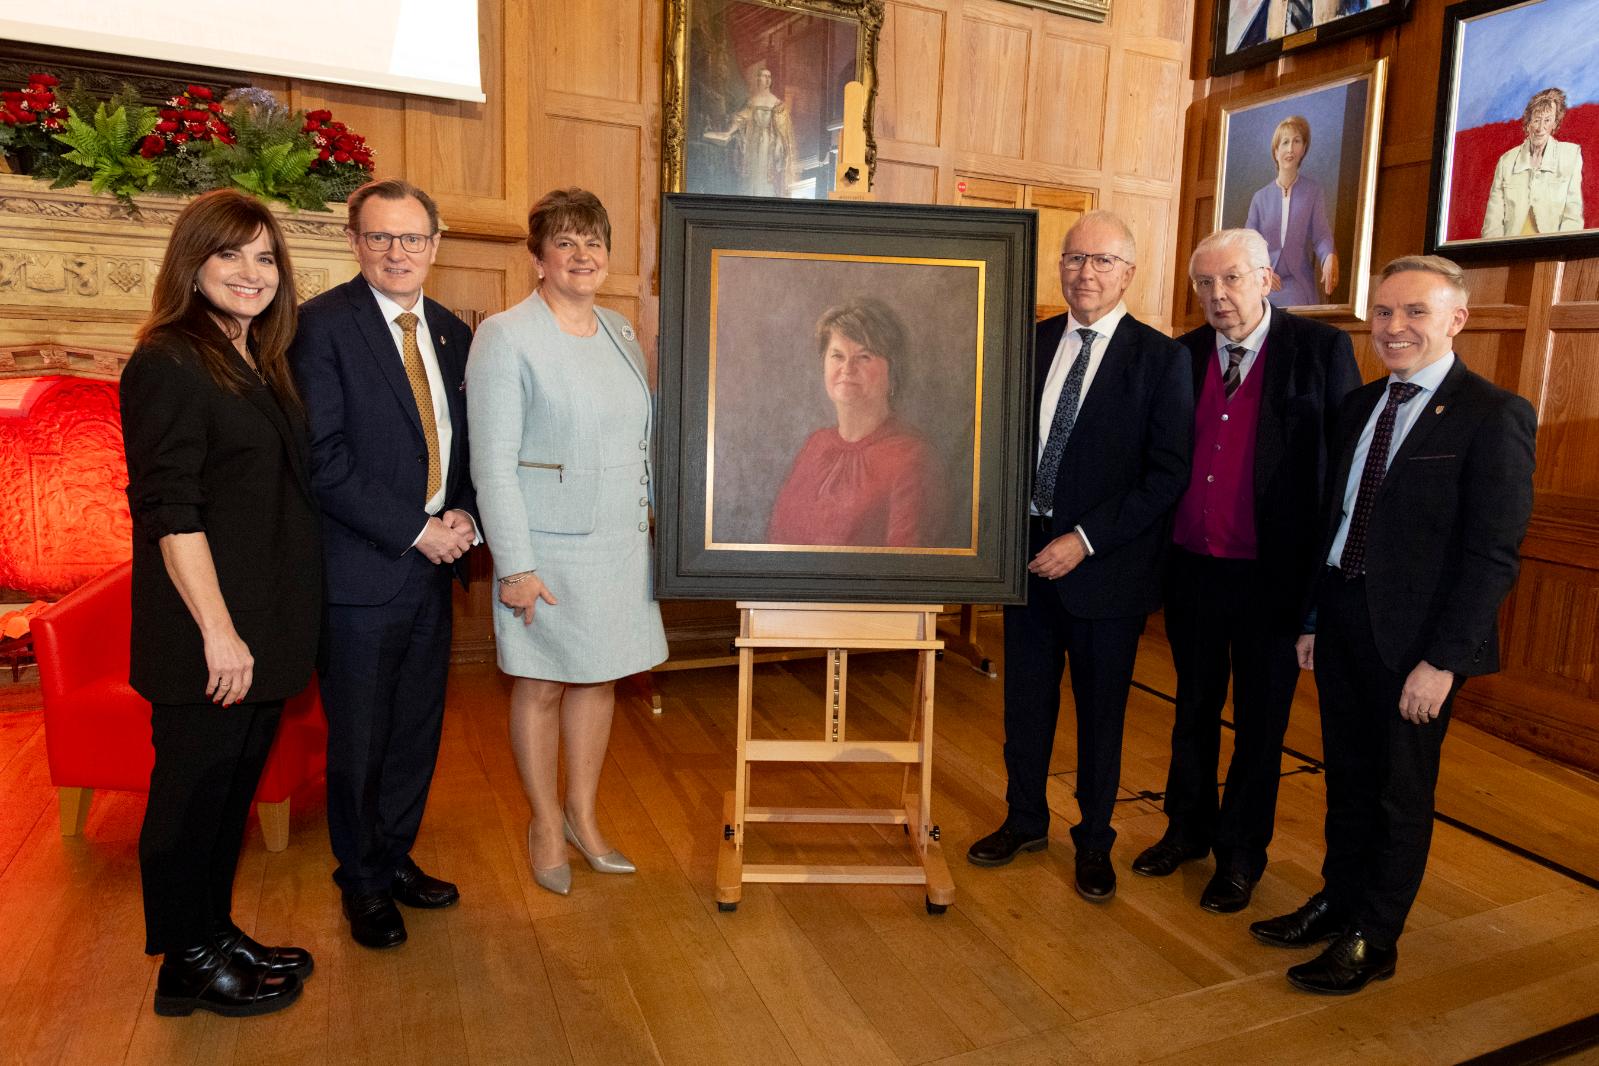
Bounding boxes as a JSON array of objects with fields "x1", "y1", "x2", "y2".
[{"x1": 0, "y1": 376, "x2": 132, "y2": 599}]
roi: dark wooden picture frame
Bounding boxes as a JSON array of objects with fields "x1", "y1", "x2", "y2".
[
  {"x1": 1211, "y1": 0, "x2": 1413, "y2": 77},
  {"x1": 1424, "y1": 0, "x2": 1599, "y2": 262},
  {"x1": 654, "y1": 194, "x2": 1037, "y2": 603},
  {"x1": 662, "y1": 0, "x2": 883, "y2": 200}
]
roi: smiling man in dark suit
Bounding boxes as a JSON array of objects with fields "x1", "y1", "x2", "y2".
[
  {"x1": 967, "y1": 210, "x2": 1193, "y2": 902},
  {"x1": 291, "y1": 178, "x2": 478, "y2": 949},
  {"x1": 1133, "y1": 228, "x2": 1359, "y2": 914},
  {"x1": 1251, "y1": 255, "x2": 1536, "y2": 993}
]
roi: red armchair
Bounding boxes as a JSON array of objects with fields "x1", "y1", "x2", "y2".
[{"x1": 31, "y1": 561, "x2": 327, "y2": 852}]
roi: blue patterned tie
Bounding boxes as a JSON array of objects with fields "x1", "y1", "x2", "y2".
[{"x1": 1032, "y1": 328, "x2": 1095, "y2": 514}]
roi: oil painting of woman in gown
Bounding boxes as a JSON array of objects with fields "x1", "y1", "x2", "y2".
[{"x1": 704, "y1": 63, "x2": 797, "y2": 198}]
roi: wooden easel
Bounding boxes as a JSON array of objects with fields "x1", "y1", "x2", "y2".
[{"x1": 715, "y1": 602, "x2": 956, "y2": 913}]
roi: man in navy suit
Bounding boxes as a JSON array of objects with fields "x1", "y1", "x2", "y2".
[
  {"x1": 967, "y1": 211, "x2": 1193, "y2": 902},
  {"x1": 1133, "y1": 228, "x2": 1358, "y2": 913},
  {"x1": 1251, "y1": 255, "x2": 1536, "y2": 993},
  {"x1": 291, "y1": 179, "x2": 478, "y2": 949}
]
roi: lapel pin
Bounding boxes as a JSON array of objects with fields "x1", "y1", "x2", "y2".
[
  {"x1": 621, "y1": 324, "x2": 636, "y2": 341},
  {"x1": 440, "y1": 337, "x2": 447, "y2": 346},
  {"x1": 1435, "y1": 405, "x2": 1445, "y2": 415}
]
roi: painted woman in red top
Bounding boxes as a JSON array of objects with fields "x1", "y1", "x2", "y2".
[{"x1": 766, "y1": 299, "x2": 943, "y2": 547}]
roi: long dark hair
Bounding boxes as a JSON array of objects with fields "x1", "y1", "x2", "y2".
[{"x1": 137, "y1": 189, "x2": 301, "y2": 409}]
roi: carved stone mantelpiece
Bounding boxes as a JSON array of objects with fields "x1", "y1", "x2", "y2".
[{"x1": 0, "y1": 173, "x2": 357, "y2": 354}]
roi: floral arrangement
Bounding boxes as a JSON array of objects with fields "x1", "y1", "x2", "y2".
[{"x1": 0, "y1": 72, "x2": 375, "y2": 211}]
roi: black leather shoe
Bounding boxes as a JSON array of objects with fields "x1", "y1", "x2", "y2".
[
  {"x1": 966, "y1": 825, "x2": 1048, "y2": 867},
  {"x1": 1286, "y1": 929, "x2": 1397, "y2": 994},
  {"x1": 1250, "y1": 892, "x2": 1348, "y2": 948},
  {"x1": 1199, "y1": 869, "x2": 1257, "y2": 913},
  {"x1": 392, "y1": 858, "x2": 460, "y2": 909},
  {"x1": 342, "y1": 890, "x2": 407, "y2": 949},
  {"x1": 215, "y1": 926, "x2": 313, "y2": 980},
  {"x1": 1131, "y1": 836, "x2": 1209, "y2": 877},
  {"x1": 153, "y1": 943, "x2": 303, "y2": 1017},
  {"x1": 1074, "y1": 849, "x2": 1116, "y2": 902}
]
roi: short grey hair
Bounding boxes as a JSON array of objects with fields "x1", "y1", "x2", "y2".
[
  {"x1": 1063, "y1": 209, "x2": 1137, "y2": 263},
  {"x1": 1381, "y1": 254, "x2": 1470, "y2": 304},
  {"x1": 1188, "y1": 228, "x2": 1271, "y2": 278}
]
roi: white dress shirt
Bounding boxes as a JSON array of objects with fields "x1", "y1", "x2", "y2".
[{"x1": 1326, "y1": 353, "x2": 1456, "y2": 567}]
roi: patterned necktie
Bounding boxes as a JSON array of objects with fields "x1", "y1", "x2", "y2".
[
  {"x1": 1339, "y1": 380, "x2": 1422, "y2": 578},
  {"x1": 1032, "y1": 328, "x2": 1096, "y2": 514},
  {"x1": 396, "y1": 311, "x2": 442, "y2": 502},
  {"x1": 1223, "y1": 344, "x2": 1247, "y2": 400}
]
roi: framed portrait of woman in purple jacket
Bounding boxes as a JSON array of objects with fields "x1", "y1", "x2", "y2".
[{"x1": 1213, "y1": 59, "x2": 1386, "y2": 317}]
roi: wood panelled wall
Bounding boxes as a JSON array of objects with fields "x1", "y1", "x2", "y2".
[
  {"x1": 874, "y1": 0, "x2": 1195, "y2": 331},
  {"x1": 225, "y1": 0, "x2": 1199, "y2": 657},
  {"x1": 1178, "y1": 0, "x2": 1599, "y2": 773}
]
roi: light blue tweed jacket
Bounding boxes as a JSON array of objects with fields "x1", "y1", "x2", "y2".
[{"x1": 465, "y1": 290, "x2": 652, "y2": 579}]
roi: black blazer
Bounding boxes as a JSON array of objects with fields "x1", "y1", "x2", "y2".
[
  {"x1": 1176, "y1": 308, "x2": 1360, "y2": 631},
  {"x1": 1034, "y1": 311, "x2": 1194, "y2": 619},
  {"x1": 120, "y1": 336, "x2": 323, "y2": 704},
  {"x1": 1318, "y1": 359, "x2": 1536, "y2": 676},
  {"x1": 290, "y1": 278, "x2": 478, "y2": 606}
]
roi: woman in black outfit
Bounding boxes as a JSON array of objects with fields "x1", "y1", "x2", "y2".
[{"x1": 120, "y1": 189, "x2": 322, "y2": 1017}]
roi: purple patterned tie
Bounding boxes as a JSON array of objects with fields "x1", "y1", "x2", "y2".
[
  {"x1": 1339, "y1": 380, "x2": 1422, "y2": 578},
  {"x1": 1032, "y1": 328, "x2": 1095, "y2": 514},
  {"x1": 1223, "y1": 344, "x2": 1246, "y2": 399}
]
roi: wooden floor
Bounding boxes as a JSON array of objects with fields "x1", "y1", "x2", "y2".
[{"x1": 2, "y1": 615, "x2": 1598, "y2": 1066}]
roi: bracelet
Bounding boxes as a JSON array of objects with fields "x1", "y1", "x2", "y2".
[{"x1": 498, "y1": 570, "x2": 536, "y2": 586}]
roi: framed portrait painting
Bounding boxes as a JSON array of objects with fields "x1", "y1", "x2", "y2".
[
  {"x1": 1212, "y1": 0, "x2": 1413, "y2": 77},
  {"x1": 663, "y1": 0, "x2": 883, "y2": 200},
  {"x1": 1425, "y1": 0, "x2": 1599, "y2": 261},
  {"x1": 655, "y1": 194, "x2": 1037, "y2": 603},
  {"x1": 1213, "y1": 60, "x2": 1387, "y2": 317}
]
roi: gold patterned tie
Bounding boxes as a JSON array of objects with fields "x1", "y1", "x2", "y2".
[{"x1": 396, "y1": 311, "x2": 441, "y2": 501}]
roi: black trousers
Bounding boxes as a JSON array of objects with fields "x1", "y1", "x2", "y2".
[
  {"x1": 140, "y1": 698, "x2": 283, "y2": 956},
  {"x1": 1002, "y1": 517, "x2": 1145, "y2": 851},
  {"x1": 323, "y1": 555, "x2": 453, "y2": 895},
  {"x1": 1315, "y1": 570, "x2": 1458, "y2": 947},
  {"x1": 1162, "y1": 549, "x2": 1303, "y2": 878}
]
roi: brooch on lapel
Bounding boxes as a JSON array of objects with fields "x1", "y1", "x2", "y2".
[
  {"x1": 439, "y1": 336, "x2": 447, "y2": 346},
  {"x1": 1435, "y1": 405, "x2": 1445, "y2": 415},
  {"x1": 620, "y1": 323, "x2": 636, "y2": 341}
]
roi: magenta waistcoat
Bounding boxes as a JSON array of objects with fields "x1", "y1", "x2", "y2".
[{"x1": 1172, "y1": 341, "x2": 1266, "y2": 559}]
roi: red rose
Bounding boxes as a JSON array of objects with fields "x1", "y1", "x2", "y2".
[
  {"x1": 138, "y1": 135, "x2": 165, "y2": 158},
  {"x1": 30, "y1": 73, "x2": 59, "y2": 87},
  {"x1": 307, "y1": 109, "x2": 332, "y2": 123},
  {"x1": 182, "y1": 108, "x2": 207, "y2": 122},
  {"x1": 330, "y1": 120, "x2": 346, "y2": 132},
  {"x1": 191, "y1": 85, "x2": 213, "y2": 100},
  {"x1": 155, "y1": 120, "x2": 179, "y2": 133},
  {"x1": 41, "y1": 116, "x2": 61, "y2": 130},
  {"x1": 317, "y1": 147, "x2": 330, "y2": 161},
  {"x1": 173, "y1": 132, "x2": 188, "y2": 143}
]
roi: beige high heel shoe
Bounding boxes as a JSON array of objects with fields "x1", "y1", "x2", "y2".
[
  {"x1": 563, "y1": 813, "x2": 636, "y2": 874},
  {"x1": 528, "y1": 821, "x2": 571, "y2": 895}
]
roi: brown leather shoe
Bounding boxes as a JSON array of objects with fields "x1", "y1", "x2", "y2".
[
  {"x1": 1286, "y1": 929, "x2": 1397, "y2": 994},
  {"x1": 1250, "y1": 892, "x2": 1348, "y2": 948}
]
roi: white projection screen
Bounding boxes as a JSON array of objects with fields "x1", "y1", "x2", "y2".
[{"x1": 1, "y1": 2, "x2": 485, "y2": 103}]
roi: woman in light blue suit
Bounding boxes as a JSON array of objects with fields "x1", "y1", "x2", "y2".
[
  {"x1": 466, "y1": 188, "x2": 667, "y2": 896},
  {"x1": 1245, "y1": 115, "x2": 1339, "y2": 307}
]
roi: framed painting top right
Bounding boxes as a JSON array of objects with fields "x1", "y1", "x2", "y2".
[{"x1": 1426, "y1": 0, "x2": 1599, "y2": 261}]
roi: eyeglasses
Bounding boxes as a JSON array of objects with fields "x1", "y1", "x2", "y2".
[
  {"x1": 356, "y1": 231, "x2": 436, "y2": 253},
  {"x1": 1192, "y1": 271, "x2": 1263, "y2": 293},
  {"x1": 1061, "y1": 252, "x2": 1131, "y2": 273}
]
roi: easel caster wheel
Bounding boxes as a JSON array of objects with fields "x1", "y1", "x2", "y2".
[
  {"x1": 925, "y1": 897, "x2": 947, "y2": 915},
  {"x1": 718, "y1": 901, "x2": 738, "y2": 912}
]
